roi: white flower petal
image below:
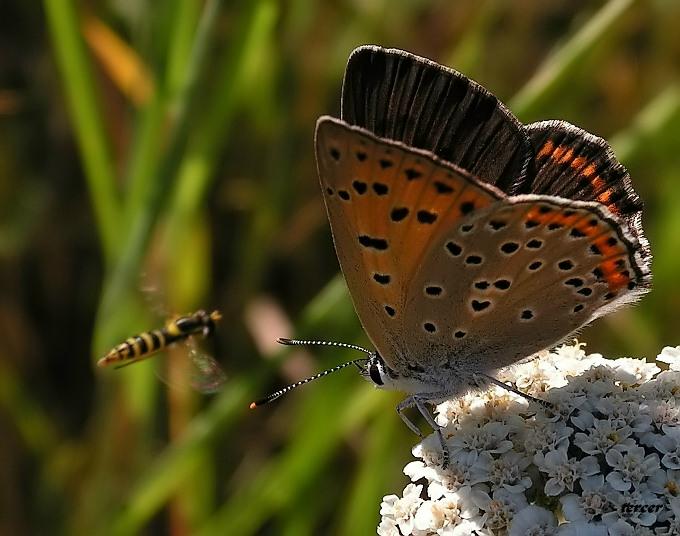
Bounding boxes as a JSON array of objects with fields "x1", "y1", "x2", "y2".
[
  {"x1": 606, "y1": 471, "x2": 631, "y2": 491},
  {"x1": 377, "y1": 516, "x2": 401, "y2": 536},
  {"x1": 657, "y1": 346, "x2": 680, "y2": 370},
  {"x1": 508, "y1": 505, "x2": 556, "y2": 536},
  {"x1": 556, "y1": 521, "x2": 608, "y2": 535}
]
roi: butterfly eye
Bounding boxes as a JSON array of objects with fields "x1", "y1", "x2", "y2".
[{"x1": 369, "y1": 362, "x2": 384, "y2": 386}]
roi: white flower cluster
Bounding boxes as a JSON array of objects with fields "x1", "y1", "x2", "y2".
[{"x1": 378, "y1": 343, "x2": 680, "y2": 536}]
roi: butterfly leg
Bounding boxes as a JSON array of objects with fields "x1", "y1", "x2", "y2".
[
  {"x1": 475, "y1": 372, "x2": 552, "y2": 410},
  {"x1": 397, "y1": 395, "x2": 451, "y2": 469},
  {"x1": 396, "y1": 397, "x2": 424, "y2": 436}
]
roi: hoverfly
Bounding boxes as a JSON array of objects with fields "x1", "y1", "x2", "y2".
[{"x1": 97, "y1": 309, "x2": 227, "y2": 393}]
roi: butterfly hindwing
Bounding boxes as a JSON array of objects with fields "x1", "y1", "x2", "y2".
[
  {"x1": 526, "y1": 121, "x2": 643, "y2": 226},
  {"x1": 402, "y1": 194, "x2": 651, "y2": 371}
]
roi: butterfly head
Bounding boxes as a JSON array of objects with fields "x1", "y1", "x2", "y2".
[{"x1": 361, "y1": 351, "x2": 402, "y2": 389}]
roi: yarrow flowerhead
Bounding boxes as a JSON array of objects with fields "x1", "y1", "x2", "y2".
[{"x1": 378, "y1": 342, "x2": 680, "y2": 535}]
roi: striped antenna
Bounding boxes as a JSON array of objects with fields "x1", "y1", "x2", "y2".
[
  {"x1": 276, "y1": 337, "x2": 372, "y2": 355},
  {"x1": 248, "y1": 338, "x2": 372, "y2": 408}
]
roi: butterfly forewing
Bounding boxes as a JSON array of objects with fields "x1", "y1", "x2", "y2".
[{"x1": 315, "y1": 116, "x2": 504, "y2": 369}]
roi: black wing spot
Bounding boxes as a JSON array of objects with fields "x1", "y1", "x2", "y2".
[
  {"x1": 528, "y1": 261, "x2": 543, "y2": 271},
  {"x1": 471, "y1": 299, "x2": 491, "y2": 312},
  {"x1": 423, "y1": 322, "x2": 437, "y2": 333},
  {"x1": 417, "y1": 210, "x2": 437, "y2": 224},
  {"x1": 465, "y1": 255, "x2": 483, "y2": 265},
  {"x1": 384, "y1": 305, "x2": 396, "y2": 317},
  {"x1": 329, "y1": 147, "x2": 341, "y2": 160},
  {"x1": 607, "y1": 237, "x2": 618, "y2": 247},
  {"x1": 558, "y1": 260, "x2": 574, "y2": 271},
  {"x1": 405, "y1": 168, "x2": 422, "y2": 181},
  {"x1": 390, "y1": 207, "x2": 409, "y2": 222},
  {"x1": 593, "y1": 268, "x2": 604, "y2": 280},
  {"x1": 460, "y1": 201, "x2": 475, "y2": 215},
  {"x1": 358, "y1": 235, "x2": 388, "y2": 250},
  {"x1": 500, "y1": 242, "x2": 520, "y2": 254},
  {"x1": 573, "y1": 304, "x2": 585, "y2": 313},
  {"x1": 548, "y1": 222, "x2": 564, "y2": 231},
  {"x1": 565, "y1": 278, "x2": 584, "y2": 287},
  {"x1": 425, "y1": 285, "x2": 443, "y2": 296},
  {"x1": 446, "y1": 241, "x2": 462, "y2": 257},
  {"x1": 526, "y1": 239, "x2": 543, "y2": 249},
  {"x1": 628, "y1": 281, "x2": 637, "y2": 290},
  {"x1": 461, "y1": 224, "x2": 474, "y2": 233},
  {"x1": 525, "y1": 219, "x2": 540, "y2": 229},
  {"x1": 604, "y1": 292, "x2": 616, "y2": 300},
  {"x1": 539, "y1": 206, "x2": 553, "y2": 214},
  {"x1": 379, "y1": 159, "x2": 393, "y2": 169},
  {"x1": 454, "y1": 330, "x2": 466, "y2": 339},
  {"x1": 373, "y1": 183, "x2": 389, "y2": 195},
  {"x1": 338, "y1": 190, "x2": 350, "y2": 201},
  {"x1": 326, "y1": 187, "x2": 334, "y2": 196},
  {"x1": 590, "y1": 244, "x2": 602, "y2": 255},
  {"x1": 578, "y1": 288, "x2": 593, "y2": 296},
  {"x1": 373, "y1": 273, "x2": 391, "y2": 285},
  {"x1": 489, "y1": 220, "x2": 507, "y2": 231},
  {"x1": 588, "y1": 219, "x2": 599, "y2": 227},
  {"x1": 474, "y1": 280, "x2": 490, "y2": 290},
  {"x1": 570, "y1": 228, "x2": 586, "y2": 238},
  {"x1": 494, "y1": 279, "x2": 511, "y2": 290},
  {"x1": 352, "y1": 180, "x2": 367, "y2": 194},
  {"x1": 355, "y1": 151, "x2": 367, "y2": 162},
  {"x1": 434, "y1": 181, "x2": 454, "y2": 194},
  {"x1": 520, "y1": 309, "x2": 534, "y2": 320}
]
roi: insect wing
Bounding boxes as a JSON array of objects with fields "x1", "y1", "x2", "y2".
[{"x1": 188, "y1": 347, "x2": 227, "y2": 394}]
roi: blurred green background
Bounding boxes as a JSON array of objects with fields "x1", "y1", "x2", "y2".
[{"x1": 1, "y1": 0, "x2": 679, "y2": 534}]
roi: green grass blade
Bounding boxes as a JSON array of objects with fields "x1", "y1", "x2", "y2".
[
  {"x1": 123, "y1": 0, "x2": 207, "y2": 226},
  {"x1": 510, "y1": 0, "x2": 638, "y2": 120},
  {"x1": 107, "y1": 380, "x2": 249, "y2": 535},
  {"x1": 163, "y1": 0, "x2": 278, "y2": 244},
  {"x1": 44, "y1": 0, "x2": 121, "y2": 262},
  {"x1": 610, "y1": 84, "x2": 680, "y2": 164}
]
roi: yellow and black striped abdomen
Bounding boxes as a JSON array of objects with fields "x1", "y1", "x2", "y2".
[
  {"x1": 97, "y1": 329, "x2": 167, "y2": 367},
  {"x1": 97, "y1": 310, "x2": 221, "y2": 368}
]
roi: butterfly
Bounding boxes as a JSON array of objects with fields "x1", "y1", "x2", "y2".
[{"x1": 254, "y1": 45, "x2": 651, "y2": 465}]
